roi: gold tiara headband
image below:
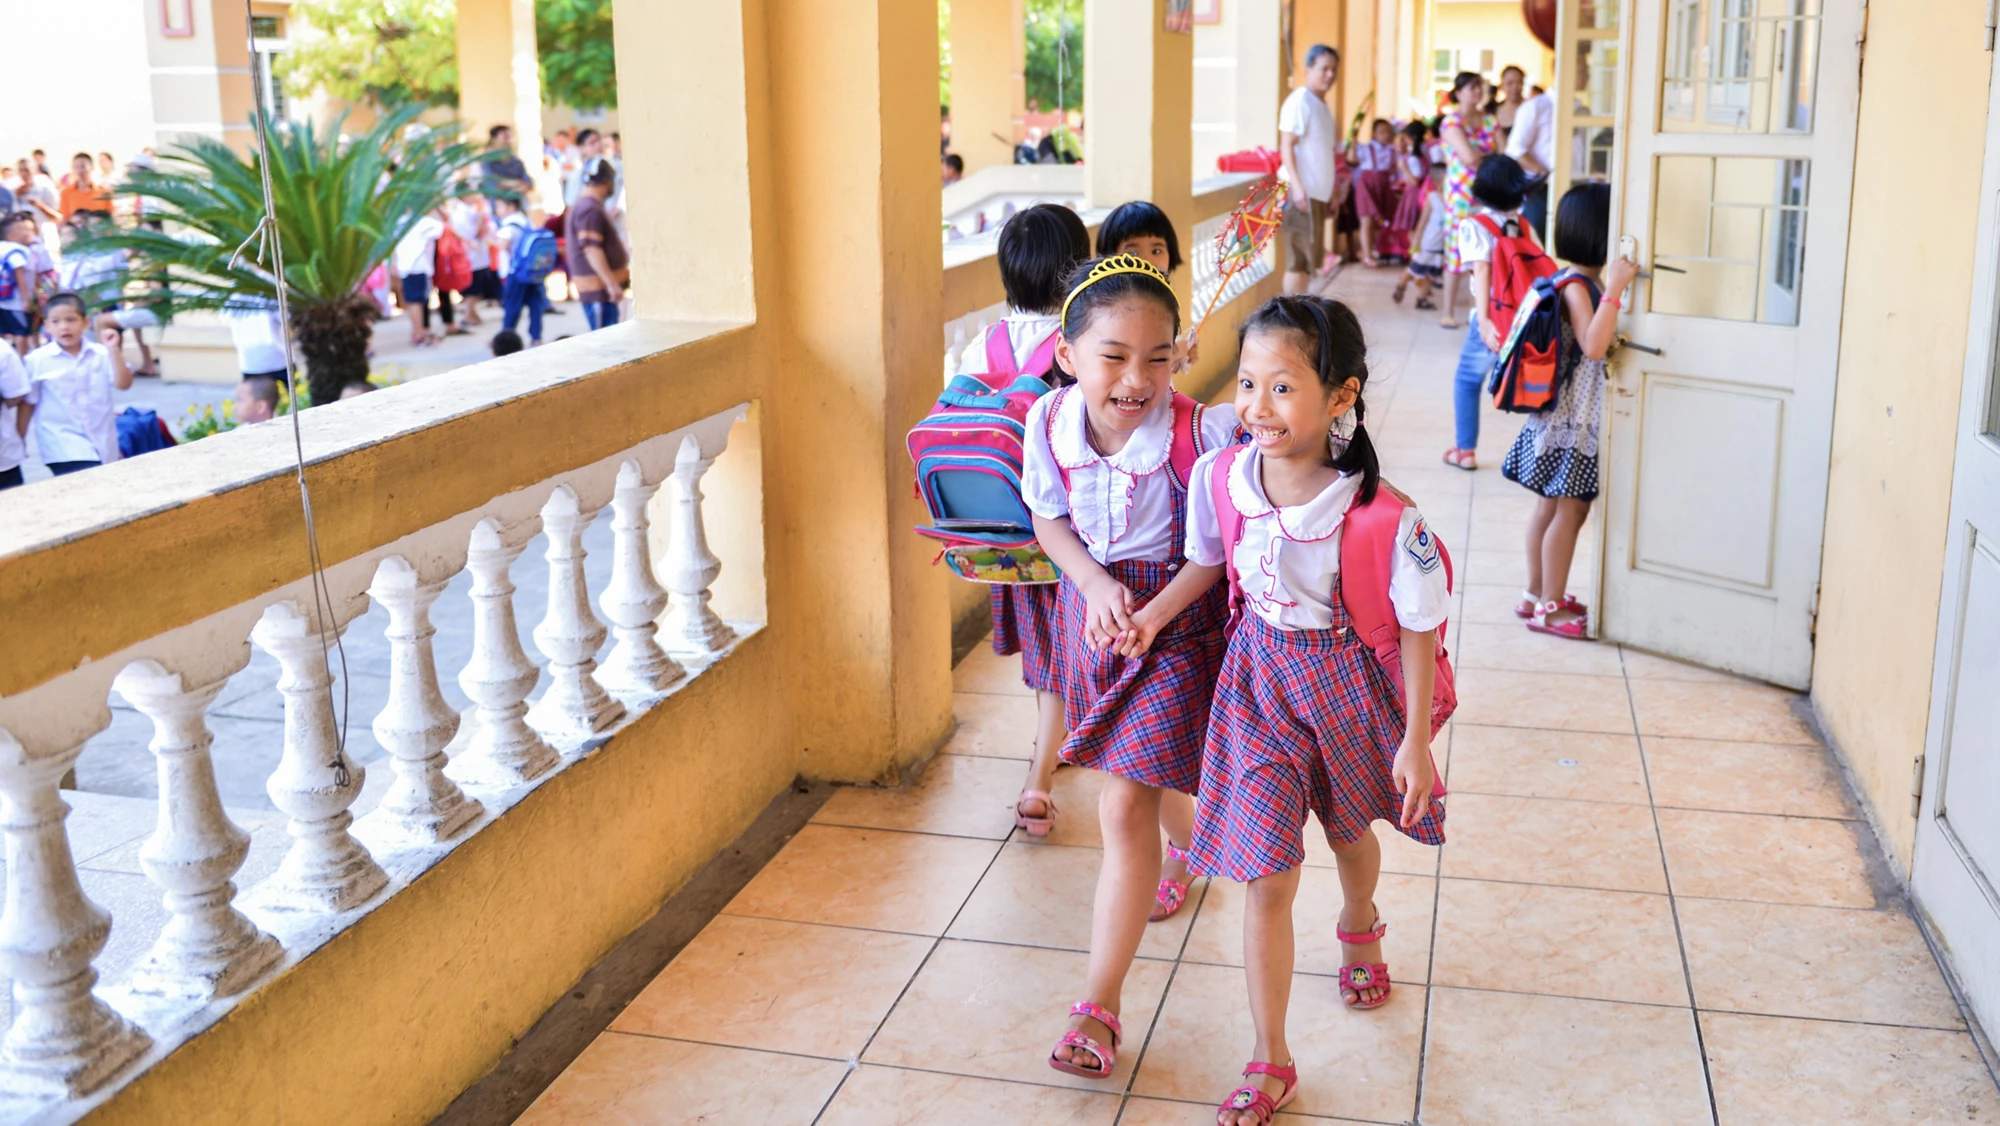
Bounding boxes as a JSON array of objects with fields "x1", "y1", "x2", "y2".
[{"x1": 1060, "y1": 254, "x2": 1172, "y2": 328}]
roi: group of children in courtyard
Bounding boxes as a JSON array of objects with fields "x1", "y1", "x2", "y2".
[{"x1": 946, "y1": 165, "x2": 1624, "y2": 1121}]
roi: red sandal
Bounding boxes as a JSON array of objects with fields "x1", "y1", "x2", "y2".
[
  {"x1": 1337, "y1": 914, "x2": 1392, "y2": 1010},
  {"x1": 1048, "y1": 1001, "x2": 1121, "y2": 1079},
  {"x1": 1215, "y1": 1060, "x2": 1299, "y2": 1125},
  {"x1": 1151, "y1": 842, "x2": 1191, "y2": 922}
]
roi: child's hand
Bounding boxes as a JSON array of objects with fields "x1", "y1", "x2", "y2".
[
  {"x1": 1171, "y1": 329, "x2": 1201, "y2": 374},
  {"x1": 1082, "y1": 576, "x2": 1136, "y2": 651},
  {"x1": 1606, "y1": 253, "x2": 1640, "y2": 294},
  {"x1": 1111, "y1": 601, "x2": 1168, "y2": 659},
  {"x1": 98, "y1": 327, "x2": 121, "y2": 348},
  {"x1": 1392, "y1": 733, "x2": 1437, "y2": 830},
  {"x1": 1479, "y1": 318, "x2": 1501, "y2": 353}
]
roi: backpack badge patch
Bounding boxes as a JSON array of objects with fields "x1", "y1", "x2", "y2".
[{"x1": 1404, "y1": 519, "x2": 1442, "y2": 574}]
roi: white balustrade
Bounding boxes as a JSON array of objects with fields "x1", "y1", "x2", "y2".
[
  {"x1": 364, "y1": 558, "x2": 482, "y2": 844},
  {"x1": 452, "y1": 518, "x2": 561, "y2": 788},
  {"x1": 250, "y1": 602, "x2": 387, "y2": 914},
  {"x1": 526, "y1": 486, "x2": 626, "y2": 746},
  {"x1": 111, "y1": 662, "x2": 282, "y2": 1002},
  {"x1": 596, "y1": 461, "x2": 686, "y2": 700},
  {"x1": 659, "y1": 434, "x2": 738, "y2": 657},
  {"x1": 0, "y1": 732, "x2": 149, "y2": 1097},
  {"x1": 942, "y1": 298, "x2": 1009, "y2": 381}
]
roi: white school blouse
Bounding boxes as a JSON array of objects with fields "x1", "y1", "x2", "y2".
[
  {"x1": 1022, "y1": 388, "x2": 1240, "y2": 566},
  {"x1": 954, "y1": 311, "x2": 1060, "y2": 376},
  {"x1": 1184, "y1": 445, "x2": 1450, "y2": 633}
]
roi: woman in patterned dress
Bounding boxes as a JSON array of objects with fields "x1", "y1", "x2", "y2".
[{"x1": 1437, "y1": 72, "x2": 1496, "y2": 329}]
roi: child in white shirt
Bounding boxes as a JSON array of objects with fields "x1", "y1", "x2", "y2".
[
  {"x1": 0, "y1": 344, "x2": 31, "y2": 488},
  {"x1": 394, "y1": 211, "x2": 446, "y2": 347},
  {"x1": 1443, "y1": 155, "x2": 1534, "y2": 472},
  {"x1": 0, "y1": 212, "x2": 37, "y2": 352},
  {"x1": 25, "y1": 293, "x2": 132, "y2": 474}
]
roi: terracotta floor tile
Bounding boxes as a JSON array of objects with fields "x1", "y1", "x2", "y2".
[
  {"x1": 1629, "y1": 678, "x2": 1814, "y2": 744},
  {"x1": 943, "y1": 692, "x2": 1040, "y2": 760},
  {"x1": 514, "y1": 1034, "x2": 847, "y2": 1125},
  {"x1": 1657, "y1": 809, "x2": 1876, "y2": 909},
  {"x1": 815, "y1": 1065, "x2": 1121, "y2": 1125},
  {"x1": 1441, "y1": 792, "x2": 1667, "y2": 894},
  {"x1": 1133, "y1": 961, "x2": 1425, "y2": 1123},
  {"x1": 1449, "y1": 669, "x2": 1635, "y2": 734},
  {"x1": 1445, "y1": 724, "x2": 1650, "y2": 805},
  {"x1": 1459, "y1": 583, "x2": 1538, "y2": 625},
  {"x1": 863, "y1": 938, "x2": 1173, "y2": 1092},
  {"x1": 1182, "y1": 869, "x2": 1435, "y2": 984},
  {"x1": 1645, "y1": 737, "x2": 1856, "y2": 820},
  {"x1": 946, "y1": 841, "x2": 1198, "y2": 961},
  {"x1": 954, "y1": 646, "x2": 1032, "y2": 697},
  {"x1": 1679, "y1": 899, "x2": 1964, "y2": 1030},
  {"x1": 1431, "y1": 878, "x2": 1686, "y2": 1006},
  {"x1": 1703, "y1": 1012, "x2": 2000, "y2": 1125},
  {"x1": 1619, "y1": 646, "x2": 1742, "y2": 683},
  {"x1": 1040, "y1": 766, "x2": 1109, "y2": 849},
  {"x1": 814, "y1": 754, "x2": 1027, "y2": 840},
  {"x1": 724, "y1": 824, "x2": 998, "y2": 935},
  {"x1": 1301, "y1": 820, "x2": 1441, "y2": 876},
  {"x1": 1117, "y1": 1096, "x2": 1365, "y2": 1123},
  {"x1": 1420, "y1": 987, "x2": 1711, "y2": 1125},
  {"x1": 1460, "y1": 548, "x2": 1532, "y2": 589},
  {"x1": 611, "y1": 916, "x2": 932, "y2": 1058},
  {"x1": 1450, "y1": 620, "x2": 1628, "y2": 677},
  {"x1": 1465, "y1": 516, "x2": 1531, "y2": 552}
]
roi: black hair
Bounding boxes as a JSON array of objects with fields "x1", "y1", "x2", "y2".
[
  {"x1": 998, "y1": 203, "x2": 1092, "y2": 315},
  {"x1": 1305, "y1": 44, "x2": 1338, "y2": 70},
  {"x1": 942, "y1": 153, "x2": 965, "y2": 174},
  {"x1": 1059, "y1": 255, "x2": 1181, "y2": 343},
  {"x1": 491, "y1": 329, "x2": 525, "y2": 356},
  {"x1": 1451, "y1": 71, "x2": 1485, "y2": 103},
  {"x1": 44, "y1": 292, "x2": 87, "y2": 318},
  {"x1": 1096, "y1": 201, "x2": 1183, "y2": 274},
  {"x1": 1402, "y1": 119, "x2": 1430, "y2": 149},
  {"x1": 575, "y1": 128, "x2": 601, "y2": 146},
  {"x1": 1237, "y1": 295, "x2": 1381, "y2": 505},
  {"x1": 1371, "y1": 117, "x2": 1391, "y2": 134},
  {"x1": 582, "y1": 156, "x2": 617, "y2": 186},
  {"x1": 1554, "y1": 180, "x2": 1612, "y2": 268},
  {"x1": 1472, "y1": 153, "x2": 1528, "y2": 212},
  {"x1": 488, "y1": 123, "x2": 512, "y2": 141},
  {"x1": 72, "y1": 151, "x2": 92, "y2": 165}
]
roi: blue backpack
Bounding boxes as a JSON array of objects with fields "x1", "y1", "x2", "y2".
[
  {"x1": 117, "y1": 408, "x2": 177, "y2": 458},
  {"x1": 509, "y1": 227, "x2": 560, "y2": 284}
]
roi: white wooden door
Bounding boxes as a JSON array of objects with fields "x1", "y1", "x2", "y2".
[
  {"x1": 1601, "y1": 0, "x2": 1863, "y2": 688},
  {"x1": 1911, "y1": 42, "x2": 2000, "y2": 1048}
]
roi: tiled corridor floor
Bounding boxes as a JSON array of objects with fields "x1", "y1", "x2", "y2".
[{"x1": 515, "y1": 267, "x2": 2000, "y2": 1124}]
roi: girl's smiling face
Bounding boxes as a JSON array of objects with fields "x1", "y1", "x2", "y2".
[
  {"x1": 1234, "y1": 329, "x2": 1358, "y2": 462},
  {"x1": 1057, "y1": 296, "x2": 1179, "y2": 448},
  {"x1": 1115, "y1": 235, "x2": 1172, "y2": 275}
]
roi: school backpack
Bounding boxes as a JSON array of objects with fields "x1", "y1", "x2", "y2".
[
  {"x1": 1488, "y1": 269, "x2": 1599, "y2": 414},
  {"x1": 434, "y1": 228, "x2": 473, "y2": 292},
  {"x1": 1472, "y1": 213, "x2": 1557, "y2": 342},
  {"x1": 115, "y1": 408, "x2": 178, "y2": 458},
  {"x1": 509, "y1": 226, "x2": 560, "y2": 284},
  {"x1": 0, "y1": 245, "x2": 23, "y2": 302},
  {"x1": 909, "y1": 323, "x2": 1066, "y2": 584},
  {"x1": 1208, "y1": 444, "x2": 1457, "y2": 737}
]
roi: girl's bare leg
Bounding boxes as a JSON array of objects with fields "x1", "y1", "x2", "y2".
[
  {"x1": 1523, "y1": 496, "x2": 1558, "y2": 615},
  {"x1": 1159, "y1": 787, "x2": 1196, "y2": 888},
  {"x1": 1020, "y1": 689, "x2": 1065, "y2": 821},
  {"x1": 1053, "y1": 776, "x2": 1163, "y2": 1071},
  {"x1": 1328, "y1": 829, "x2": 1386, "y2": 1006},
  {"x1": 1538, "y1": 497, "x2": 1591, "y2": 624},
  {"x1": 1440, "y1": 271, "x2": 1464, "y2": 327},
  {"x1": 1222, "y1": 866, "x2": 1302, "y2": 1126}
]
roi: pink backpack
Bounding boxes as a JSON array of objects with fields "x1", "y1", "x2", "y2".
[{"x1": 1209, "y1": 444, "x2": 1458, "y2": 737}]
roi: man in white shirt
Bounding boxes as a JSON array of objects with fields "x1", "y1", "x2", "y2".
[
  {"x1": 1505, "y1": 90, "x2": 1558, "y2": 240},
  {"x1": 1279, "y1": 45, "x2": 1340, "y2": 294}
]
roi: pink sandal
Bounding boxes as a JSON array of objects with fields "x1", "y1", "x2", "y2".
[
  {"x1": 1441, "y1": 448, "x2": 1477, "y2": 471},
  {"x1": 1527, "y1": 600, "x2": 1592, "y2": 641},
  {"x1": 1048, "y1": 1001, "x2": 1121, "y2": 1079},
  {"x1": 1151, "y1": 843, "x2": 1191, "y2": 922},
  {"x1": 1216, "y1": 1060, "x2": 1299, "y2": 1125},
  {"x1": 1015, "y1": 790, "x2": 1057, "y2": 838},
  {"x1": 1516, "y1": 591, "x2": 1586, "y2": 620},
  {"x1": 1337, "y1": 914, "x2": 1392, "y2": 1010}
]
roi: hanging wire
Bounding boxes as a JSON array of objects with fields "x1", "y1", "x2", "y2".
[{"x1": 239, "y1": 0, "x2": 353, "y2": 787}]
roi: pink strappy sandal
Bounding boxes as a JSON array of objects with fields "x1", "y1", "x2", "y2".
[
  {"x1": 1151, "y1": 843, "x2": 1191, "y2": 922},
  {"x1": 1527, "y1": 600, "x2": 1592, "y2": 641},
  {"x1": 1048, "y1": 1001, "x2": 1121, "y2": 1079},
  {"x1": 1337, "y1": 914, "x2": 1393, "y2": 1010},
  {"x1": 1015, "y1": 790, "x2": 1057, "y2": 838},
  {"x1": 1216, "y1": 1060, "x2": 1299, "y2": 1125}
]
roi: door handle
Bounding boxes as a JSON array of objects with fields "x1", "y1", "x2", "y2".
[
  {"x1": 1650, "y1": 262, "x2": 1688, "y2": 274},
  {"x1": 1616, "y1": 335, "x2": 1663, "y2": 356}
]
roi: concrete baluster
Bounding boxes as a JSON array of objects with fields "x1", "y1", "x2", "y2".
[
  {"x1": 111, "y1": 661, "x2": 282, "y2": 1001},
  {"x1": 526, "y1": 486, "x2": 626, "y2": 746},
  {"x1": 0, "y1": 730, "x2": 150, "y2": 1097},
  {"x1": 452, "y1": 518, "x2": 560, "y2": 788},
  {"x1": 365, "y1": 558, "x2": 482, "y2": 843},
  {"x1": 251, "y1": 602, "x2": 387, "y2": 913},
  {"x1": 660, "y1": 433, "x2": 739, "y2": 656},
  {"x1": 595, "y1": 461, "x2": 686, "y2": 700}
]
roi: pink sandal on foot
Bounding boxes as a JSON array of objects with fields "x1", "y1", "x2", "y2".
[
  {"x1": 1527, "y1": 601, "x2": 1592, "y2": 641},
  {"x1": 1337, "y1": 915, "x2": 1393, "y2": 1010},
  {"x1": 1517, "y1": 592, "x2": 1586, "y2": 620},
  {"x1": 1015, "y1": 790, "x2": 1057, "y2": 838},
  {"x1": 1048, "y1": 1001, "x2": 1121, "y2": 1079},
  {"x1": 1216, "y1": 1061, "x2": 1299, "y2": 1125},
  {"x1": 1151, "y1": 843, "x2": 1191, "y2": 922}
]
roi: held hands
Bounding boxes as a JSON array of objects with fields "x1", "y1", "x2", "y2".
[
  {"x1": 1391, "y1": 732, "x2": 1438, "y2": 830},
  {"x1": 1081, "y1": 574, "x2": 1137, "y2": 652}
]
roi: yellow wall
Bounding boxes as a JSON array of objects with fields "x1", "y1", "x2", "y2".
[
  {"x1": 1429, "y1": 0, "x2": 1548, "y2": 92},
  {"x1": 1811, "y1": 0, "x2": 1990, "y2": 871},
  {"x1": 950, "y1": 0, "x2": 1027, "y2": 175}
]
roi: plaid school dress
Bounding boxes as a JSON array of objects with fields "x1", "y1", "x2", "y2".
[
  {"x1": 991, "y1": 583, "x2": 1062, "y2": 693},
  {"x1": 1056, "y1": 479, "x2": 1229, "y2": 795},
  {"x1": 1187, "y1": 583, "x2": 1448, "y2": 883}
]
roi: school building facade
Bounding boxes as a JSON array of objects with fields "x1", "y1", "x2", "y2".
[{"x1": 0, "y1": 0, "x2": 1994, "y2": 1121}]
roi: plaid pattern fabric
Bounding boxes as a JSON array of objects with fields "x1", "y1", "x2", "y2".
[
  {"x1": 990, "y1": 583, "x2": 1063, "y2": 692},
  {"x1": 1188, "y1": 581, "x2": 1448, "y2": 882},
  {"x1": 1056, "y1": 480, "x2": 1228, "y2": 794}
]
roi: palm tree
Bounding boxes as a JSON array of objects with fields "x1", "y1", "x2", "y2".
[{"x1": 76, "y1": 106, "x2": 486, "y2": 406}]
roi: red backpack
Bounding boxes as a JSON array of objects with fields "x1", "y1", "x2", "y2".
[
  {"x1": 1473, "y1": 213, "x2": 1556, "y2": 342},
  {"x1": 1209, "y1": 445, "x2": 1457, "y2": 737}
]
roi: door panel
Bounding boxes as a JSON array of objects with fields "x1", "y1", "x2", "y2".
[
  {"x1": 1936, "y1": 536, "x2": 2000, "y2": 891},
  {"x1": 1633, "y1": 376, "x2": 1782, "y2": 588}
]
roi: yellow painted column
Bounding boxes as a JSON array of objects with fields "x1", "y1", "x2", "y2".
[
  {"x1": 455, "y1": 0, "x2": 547, "y2": 195},
  {"x1": 1085, "y1": 0, "x2": 1196, "y2": 312},
  {"x1": 949, "y1": 0, "x2": 1027, "y2": 174}
]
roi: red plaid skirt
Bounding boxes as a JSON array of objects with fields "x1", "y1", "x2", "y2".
[
  {"x1": 1187, "y1": 600, "x2": 1447, "y2": 882},
  {"x1": 1355, "y1": 169, "x2": 1401, "y2": 223},
  {"x1": 1057, "y1": 560, "x2": 1229, "y2": 794},
  {"x1": 990, "y1": 583, "x2": 1062, "y2": 693}
]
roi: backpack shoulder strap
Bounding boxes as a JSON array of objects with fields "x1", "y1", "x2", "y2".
[
  {"x1": 1472, "y1": 213, "x2": 1504, "y2": 238},
  {"x1": 1022, "y1": 330, "x2": 1060, "y2": 378},
  {"x1": 983, "y1": 321, "x2": 1018, "y2": 377},
  {"x1": 1338, "y1": 492, "x2": 1410, "y2": 655},
  {"x1": 1167, "y1": 392, "x2": 1204, "y2": 490},
  {"x1": 1211, "y1": 444, "x2": 1249, "y2": 615}
]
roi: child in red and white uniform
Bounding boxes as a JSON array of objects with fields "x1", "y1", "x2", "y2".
[
  {"x1": 1183, "y1": 295, "x2": 1449, "y2": 1126},
  {"x1": 1026, "y1": 254, "x2": 1238, "y2": 1083}
]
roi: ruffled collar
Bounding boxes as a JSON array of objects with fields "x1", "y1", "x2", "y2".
[
  {"x1": 1227, "y1": 446, "x2": 1360, "y2": 543},
  {"x1": 1050, "y1": 387, "x2": 1174, "y2": 477}
]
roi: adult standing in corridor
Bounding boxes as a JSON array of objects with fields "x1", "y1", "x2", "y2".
[
  {"x1": 1279, "y1": 45, "x2": 1340, "y2": 295},
  {"x1": 565, "y1": 157, "x2": 629, "y2": 330}
]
